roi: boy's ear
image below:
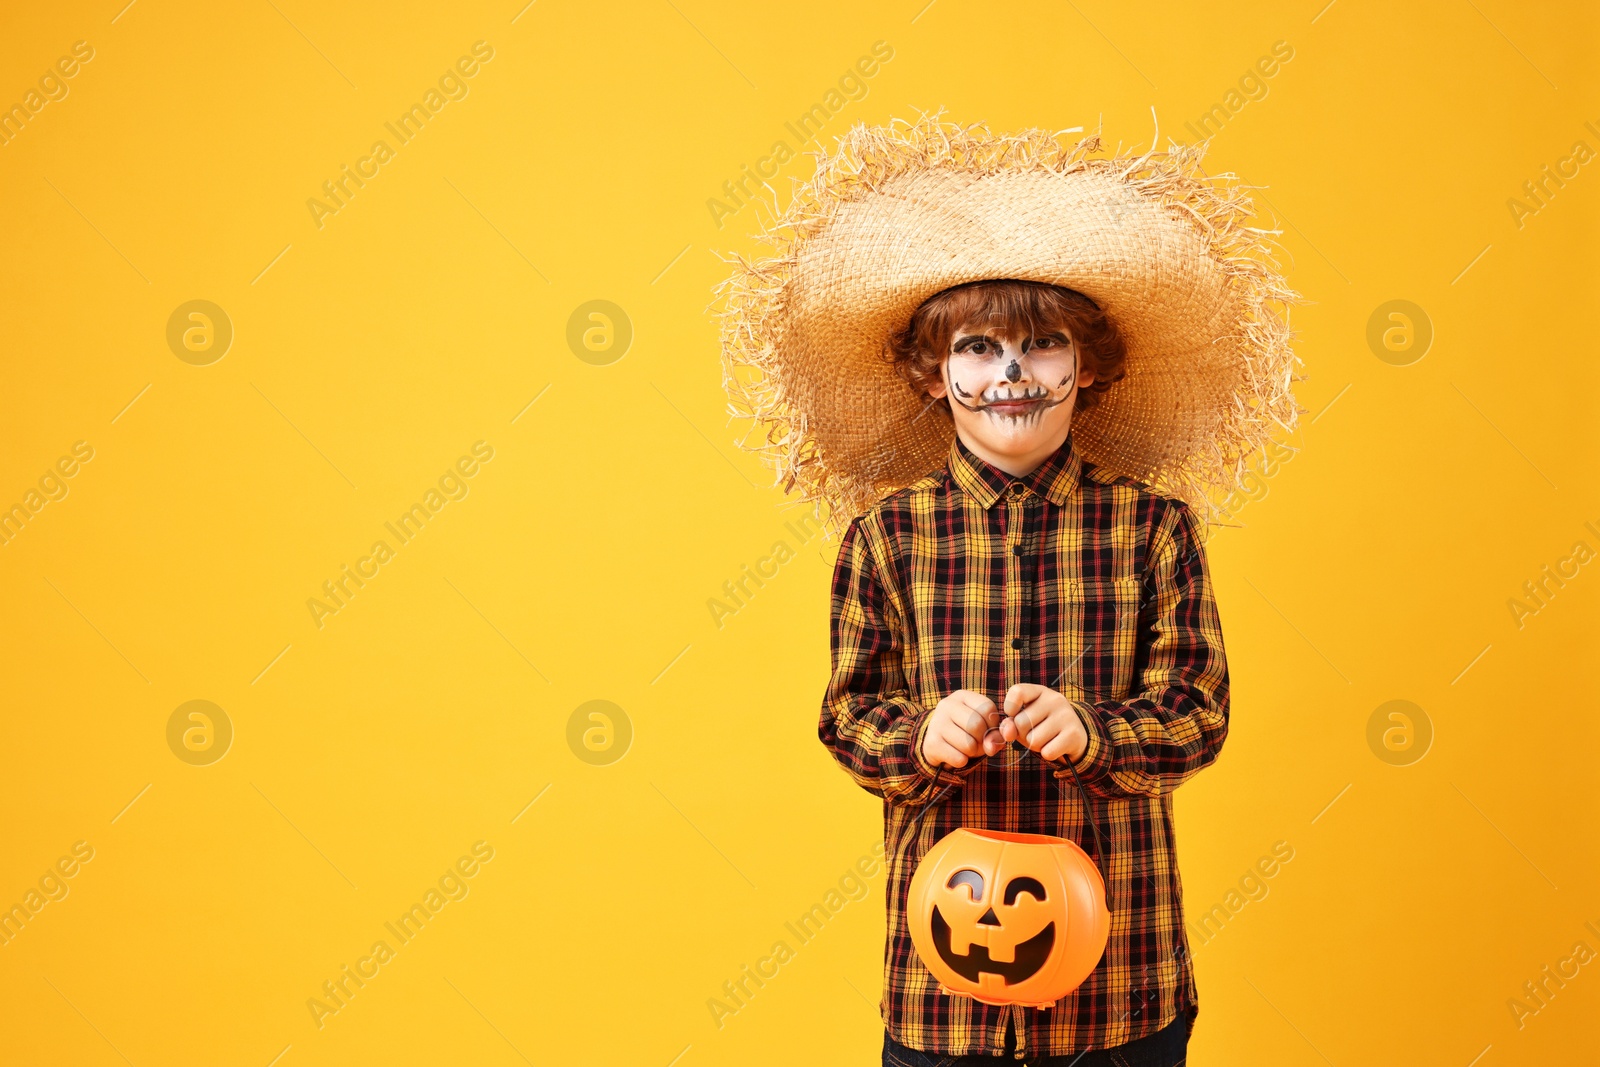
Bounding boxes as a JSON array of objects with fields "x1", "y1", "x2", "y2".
[{"x1": 925, "y1": 359, "x2": 950, "y2": 399}]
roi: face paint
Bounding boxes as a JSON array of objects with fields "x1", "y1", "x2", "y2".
[{"x1": 943, "y1": 332, "x2": 1080, "y2": 430}]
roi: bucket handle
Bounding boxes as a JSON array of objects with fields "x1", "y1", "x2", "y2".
[{"x1": 892, "y1": 746, "x2": 1109, "y2": 900}]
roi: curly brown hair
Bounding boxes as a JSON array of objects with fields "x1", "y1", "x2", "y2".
[{"x1": 885, "y1": 279, "x2": 1127, "y2": 413}]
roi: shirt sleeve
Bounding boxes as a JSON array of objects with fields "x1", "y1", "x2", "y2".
[
  {"x1": 1052, "y1": 498, "x2": 1230, "y2": 798},
  {"x1": 819, "y1": 515, "x2": 962, "y2": 805}
]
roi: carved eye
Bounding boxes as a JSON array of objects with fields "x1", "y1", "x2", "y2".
[
  {"x1": 946, "y1": 869, "x2": 984, "y2": 900},
  {"x1": 1004, "y1": 876, "x2": 1046, "y2": 905}
]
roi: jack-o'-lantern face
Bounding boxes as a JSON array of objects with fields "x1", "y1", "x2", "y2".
[
  {"x1": 931, "y1": 866, "x2": 1055, "y2": 984},
  {"x1": 907, "y1": 828, "x2": 1110, "y2": 1009}
]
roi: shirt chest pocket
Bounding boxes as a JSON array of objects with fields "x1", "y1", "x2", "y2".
[{"x1": 1062, "y1": 576, "x2": 1143, "y2": 701}]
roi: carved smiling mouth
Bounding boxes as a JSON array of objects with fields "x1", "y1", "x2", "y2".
[{"x1": 930, "y1": 906, "x2": 1055, "y2": 985}]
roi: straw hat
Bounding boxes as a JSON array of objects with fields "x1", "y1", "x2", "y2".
[{"x1": 711, "y1": 108, "x2": 1303, "y2": 533}]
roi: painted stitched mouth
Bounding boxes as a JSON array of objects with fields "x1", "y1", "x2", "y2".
[
  {"x1": 984, "y1": 397, "x2": 1045, "y2": 416},
  {"x1": 930, "y1": 906, "x2": 1055, "y2": 985},
  {"x1": 950, "y1": 381, "x2": 1073, "y2": 417}
]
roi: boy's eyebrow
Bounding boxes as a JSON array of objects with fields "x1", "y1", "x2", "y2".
[
  {"x1": 1025, "y1": 330, "x2": 1072, "y2": 347},
  {"x1": 950, "y1": 328, "x2": 1070, "y2": 350}
]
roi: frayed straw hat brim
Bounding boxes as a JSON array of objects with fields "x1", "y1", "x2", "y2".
[{"x1": 712, "y1": 109, "x2": 1303, "y2": 533}]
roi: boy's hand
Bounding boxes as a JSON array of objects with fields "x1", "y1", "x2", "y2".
[
  {"x1": 1002, "y1": 684, "x2": 1089, "y2": 763},
  {"x1": 922, "y1": 690, "x2": 1016, "y2": 769}
]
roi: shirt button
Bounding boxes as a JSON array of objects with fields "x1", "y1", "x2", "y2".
[
  {"x1": 1011, "y1": 638, "x2": 1023, "y2": 650},
  {"x1": 1012, "y1": 544, "x2": 1024, "y2": 557}
]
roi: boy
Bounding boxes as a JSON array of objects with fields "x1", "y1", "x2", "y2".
[
  {"x1": 823, "y1": 277, "x2": 1226, "y2": 1065},
  {"x1": 713, "y1": 113, "x2": 1297, "y2": 1065}
]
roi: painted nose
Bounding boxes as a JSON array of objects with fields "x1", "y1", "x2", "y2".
[
  {"x1": 1004, "y1": 360, "x2": 1021, "y2": 383},
  {"x1": 978, "y1": 908, "x2": 1002, "y2": 926}
]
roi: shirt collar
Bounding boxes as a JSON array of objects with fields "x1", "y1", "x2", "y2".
[{"x1": 947, "y1": 431, "x2": 1084, "y2": 509}]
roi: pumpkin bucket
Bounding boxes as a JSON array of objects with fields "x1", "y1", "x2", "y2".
[{"x1": 901, "y1": 755, "x2": 1111, "y2": 1009}]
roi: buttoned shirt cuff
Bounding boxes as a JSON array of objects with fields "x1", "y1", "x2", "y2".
[
  {"x1": 909, "y1": 706, "x2": 968, "y2": 790},
  {"x1": 1051, "y1": 700, "x2": 1112, "y2": 784}
]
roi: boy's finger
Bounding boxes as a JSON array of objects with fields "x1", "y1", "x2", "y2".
[
  {"x1": 1003, "y1": 683, "x2": 1044, "y2": 717},
  {"x1": 981, "y1": 729, "x2": 1007, "y2": 757},
  {"x1": 968, "y1": 706, "x2": 1005, "y2": 738},
  {"x1": 959, "y1": 691, "x2": 999, "y2": 719},
  {"x1": 942, "y1": 724, "x2": 984, "y2": 758},
  {"x1": 998, "y1": 717, "x2": 1020, "y2": 743},
  {"x1": 1040, "y1": 733, "x2": 1074, "y2": 762},
  {"x1": 960, "y1": 708, "x2": 990, "y2": 738},
  {"x1": 1022, "y1": 717, "x2": 1063, "y2": 751},
  {"x1": 930, "y1": 734, "x2": 969, "y2": 768}
]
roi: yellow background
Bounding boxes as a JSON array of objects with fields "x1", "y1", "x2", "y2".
[{"x1": 1, "y1": 1, "x2": 1595, "y2": 1064}]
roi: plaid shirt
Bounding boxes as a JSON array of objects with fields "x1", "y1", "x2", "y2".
[{"x1": 820, "y1": 431, "x2": 1230, "y2": 1057}]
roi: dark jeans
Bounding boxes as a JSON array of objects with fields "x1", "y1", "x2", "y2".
[{"x1": 883, "y1": 1012, "x2": 1186, "y2": 1067}]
